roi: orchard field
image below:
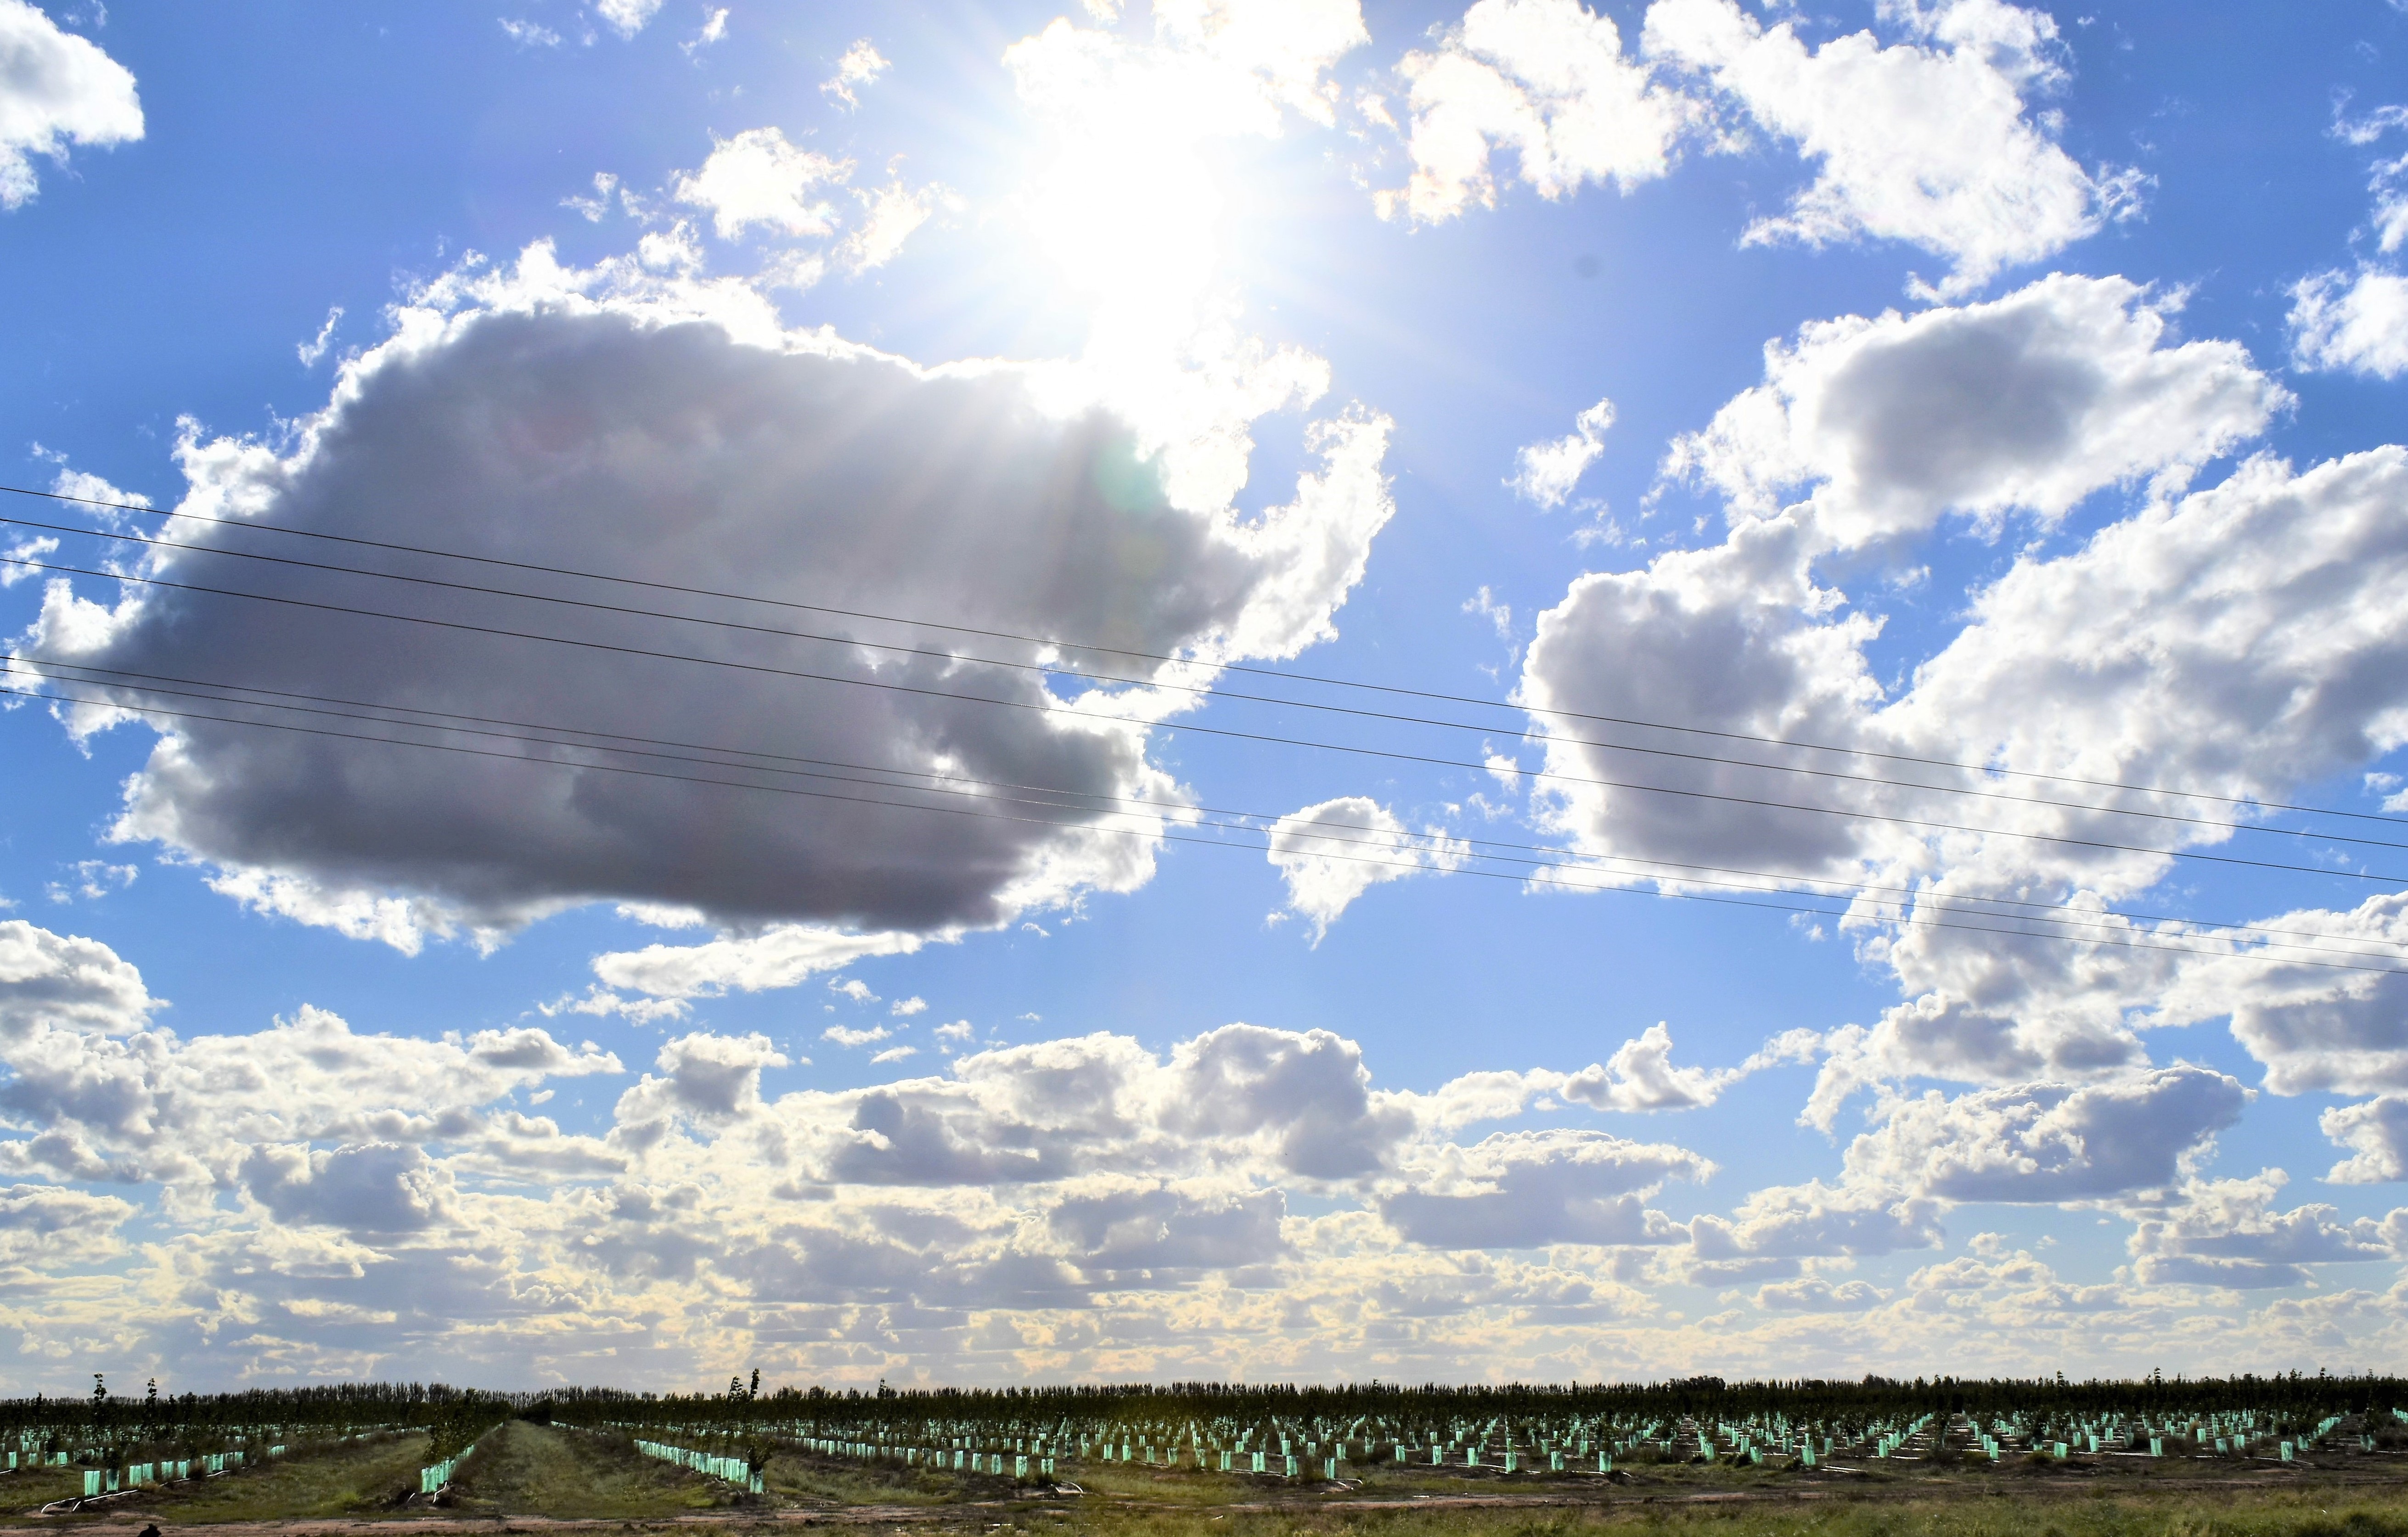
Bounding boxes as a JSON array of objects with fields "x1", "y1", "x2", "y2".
[{"x1": 14, "y1": 1376, "x2": 2408, "y2": 1537}]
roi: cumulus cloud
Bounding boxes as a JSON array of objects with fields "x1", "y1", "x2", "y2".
[
  {"x1": 0, "y1": 0, "x2": 141, "y2": 210},
  {"x1": 1508, "y1": 396, "x2": 1614, "y2": 508},
  {"x1": 1659, "y1": 274, "x2": 2282, "y2": 550},
  {"x1": 1558, "y1": 1021, "x2": 1815, "y2": 1112},
  {"x1": 1266, "y1": 796, "x2": 1466, "y2": 942},
  {"x1": 2127, "y1": 1170, "x2": 2398, "y2": 1289},
  {"x1": 0, "y1": 922, "x2": 620, "y2": 1193},
  {"x1": 2325, "y1": 1095, "x2": 2408, "y2": 1185},
  {"x1": 674, "y1": 127, "x2": 849, "y2": 239},
  {"x1": 242, "y1": 1141, "x2": 448, "y2": 1235},
  {"x1": 1643, "y1": 0, "x2": 2136, "y2": 296},
  {"x1": 0, "y1": 918, "x2": 155, "y2": 1039},
  {"x1": 1379, "y1": 0, "x2": 1695, "y2": 223},
  {"x1": 1380, "y1": 1128, "x2": 1708, "y2": 1248},
  {"x1": 5, "y1": 920, "x2": 2398, "y2": 1384},
  {"x1": 1684, "y1": 1066, "x2": 2246, "y2": 1281},
  {"x1": 0, "y1": 1183, "x2": 136, "y2": 1272},
  {"x1": 1843, "y1": 1067, "x2": 2249, "y2": 1204},
  {"x1": 1512, "y1": 273, "x2": 2408, "y2": 1102},
  {"x1": 28, "y1": 238, "x2": 1393, "y2": 954}
]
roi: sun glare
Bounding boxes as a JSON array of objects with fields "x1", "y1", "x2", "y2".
[{"x1": 1001, "y1": 14, "x2": 1296, "y2": 373}]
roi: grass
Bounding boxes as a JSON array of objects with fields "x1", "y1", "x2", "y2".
[
  {"x1": 34, "y1": 1431, "x2": 430, "y2": 1524},
  {"x1": 0, "y1": 1462, "x2": 90, "y2": 1511},
  {"x1": 1028, "y1": 1487, "x2": 2408, "y2": 1537},
  {"x1": 445, "y1": 1421, "x2": 733, "y2": 1518}
]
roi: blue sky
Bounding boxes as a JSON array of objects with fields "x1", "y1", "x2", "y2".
[{"x1": 5, "y1": 0, "x2": 2408, "y2": 1390}]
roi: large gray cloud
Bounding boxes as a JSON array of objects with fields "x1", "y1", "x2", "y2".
[{"x1": 29, "y1": 257, "x2": 1390, "y2": 945}]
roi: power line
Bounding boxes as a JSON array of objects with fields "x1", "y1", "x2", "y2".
[
  {"x1": 6, "y1": 508, "x2": 2400, "y2": 854},
  {"x1": 9, "y1": 677, "x2": 2402, "y2": 978},
  {"x1": 17, "y1": 651, "x2": 2404, "y2": 962},
  {"x1": 7, "y1": 479, "x2": 2399, "y2": 830},
  {"x1": 9, "y1": 550, "x2": 2406, "y2": 889}
]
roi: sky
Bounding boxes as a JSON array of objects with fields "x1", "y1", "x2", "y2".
[{"x1": 3, "y1": 0, "x2": 2408, "y2": 1393}]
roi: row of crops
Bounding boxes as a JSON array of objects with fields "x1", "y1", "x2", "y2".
[
  {"x1": 539, "y1": 1372, "x2": 2408, "y2": 1485},
  {"x1": 11, "y1": 1372, "x2": 2406, "y2": 1509}
]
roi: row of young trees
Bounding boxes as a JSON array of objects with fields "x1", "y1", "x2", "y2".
[
  {"x1": 18, "y1": 1371, "x2": 2395, "y2": 1459},
  {"x1": 535, "y1": 1370, "x2": 2408, "y2": 1445},
  {"x1": 1, "y1": 1379, "x2": 519, "y2": 1466}
]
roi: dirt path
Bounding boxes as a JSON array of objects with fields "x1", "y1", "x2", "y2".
[
  {"x1": 445, "y1": 1425, "x2": 731, "y2": 1521},
  {"x1": 26, "y1": 1455, "x2": 2408, "y2": 1532}
]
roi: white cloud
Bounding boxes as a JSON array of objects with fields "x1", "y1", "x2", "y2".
[
  {"x1": 870, "y1": 1044, "x2": 918, "y2": 1065},
  {"x1": 1266, "y1": 796, "x2": 1467, "y2": 942},
  {"x1": 934, "y1": 1020, "x2": 976, "y2": 1043},
  {"x1": 537, "y1": 984, "x2": 691, "y2": 1026},
  {"x1": 43, "y1": 859, "x2": 134, "y2": 904},
  {"x1": 820, "y1": 38, "x2": 888, "y2": 109},
  {"x1": 1508, "y1": 395, "x2": 1613, "y2": 508},
  {"x1": 594, "y1": 928, "x2": 924, "y2": 1001},
  {"x1": 1642, "y1": 0, "x2": 2138, "y2": 296},
  {"x1": 1557, "y1": 1021, "x2": 1808, "y2": 1112},
  {"x1": 498, "y1": 17, "x2": 562, "y2": 48},
  {"x1": 2290, "y1": 268, "x2": 2408, "y2": 381},
  {"x1": 829, "y1": 977, "x2": 878, "y2": 1005},
  {"x1": 890, "y1": 996, "x2": 928, "y2": 1017},
  {"x1": 2324, "y1": 1095, "x2": 2408, "y2": 1184},
  {"x1": 295, "y1": 306, "x2": 343, "y2": 367},
  {"x1": 682, "y1": 7, "x2": 728, "y2": 56},
  {"x1": 1463, "y1": 585, "x2": 1511, "y2": 641},
  {"x1": 673, "y1": 126, "x2": 849, "y2": 238},
  {"x1": 1379, "y1": 0, "x2": 1695, "y2": 223},
  {"x1": 592, "y1": 0, "x2": 662, "y2": 39},
  {"x1": 0, "y1": 531, "x2": 55, "y2": 585},
  {"x1": 0, "y1": 918, "x2": 155, "y2": 1040},
  {"x1": 1754, "y1": 1275, "x2": 1883, "y2": 1311},
  {"x1": 838, "y1": 179, "x2": 939, "y2": 271},
  {"x1": 1842, "y1": 1067, "x2": 2249, "y2": 1204},
  {"x1": 0, "y1": 0, "x2": 141, "y2": 210},
  {"x1": 823, "y1": 1023, "x2": 891, "y2": 1049}
]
